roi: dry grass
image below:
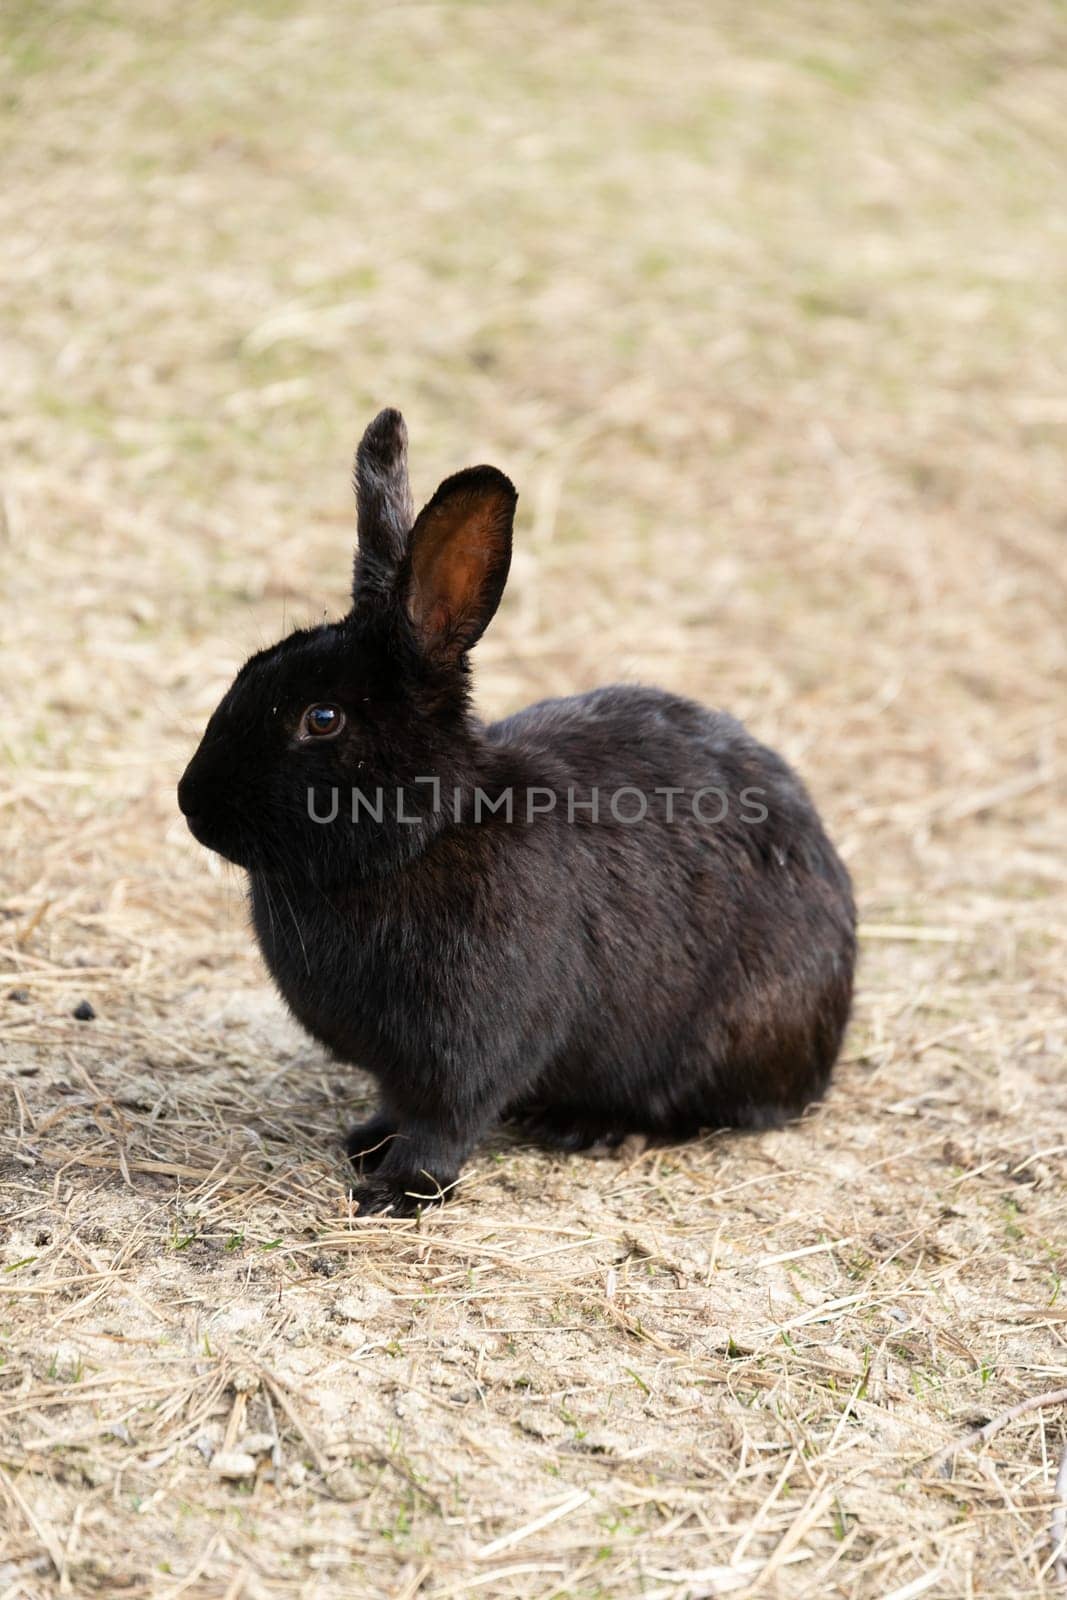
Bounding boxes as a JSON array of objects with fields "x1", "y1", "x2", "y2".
[{"x1": 1, "y1": 2, "x2": 1066, "y2": 1595}]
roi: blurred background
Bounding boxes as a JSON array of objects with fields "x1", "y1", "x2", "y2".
[
  {"x1": 1, "y1": 5, "x2": 1065, "y2": 1596},
  {"x1": 2, "y1": 3, "x2": 1063, "y2": 903}
]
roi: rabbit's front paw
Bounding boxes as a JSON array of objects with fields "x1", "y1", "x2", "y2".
[
  {"x1": 349, "y1": 1171, "x2": 452, "y2": 1218},
  {"x1": 345, "y1": 1114, "x2": 398, "y2": 1173}
]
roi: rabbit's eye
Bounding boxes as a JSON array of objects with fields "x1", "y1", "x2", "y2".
[{"x1": 299, "y1": 703, "x2": 345, "y2": 741}]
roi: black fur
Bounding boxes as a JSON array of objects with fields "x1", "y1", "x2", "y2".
[{"x1": 178, "y1": 410, "x2": 856, "y2": 1215}]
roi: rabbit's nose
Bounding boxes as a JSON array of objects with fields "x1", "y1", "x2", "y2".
[
  {"x1": 177, "y1": 769, "x2": 197, "y2": 815},
  {"x1": 177, "y1": 762, "x2": 212, "y2": 820},
  {"x1": 182, "y1": 811, "x2": 210, "y2": 846}
]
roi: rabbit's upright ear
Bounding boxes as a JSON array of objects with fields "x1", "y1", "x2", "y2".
[
  {"x1": 352, "y1": 408, "x2": 414, "y2": 601},
  {"x1": 405, "y1": 467, "x2": 516, "y2": 658}
]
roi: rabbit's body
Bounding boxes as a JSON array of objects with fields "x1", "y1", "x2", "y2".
[{"x1": 180, "y1": 412, "x2": 855, "y2": 1213}]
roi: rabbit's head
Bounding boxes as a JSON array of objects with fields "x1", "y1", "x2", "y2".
[{"x1": 177, "y1": 410, "x2": 516, "y2": 881}]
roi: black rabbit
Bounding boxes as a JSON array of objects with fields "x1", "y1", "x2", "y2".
[{"x1": 178, "y1": 410, "x2": 856, "y2": 1215}]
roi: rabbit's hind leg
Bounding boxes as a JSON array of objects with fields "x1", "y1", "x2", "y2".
[{"x1": 509, "y1": 1100, "x2": 631, "y2": 1155}]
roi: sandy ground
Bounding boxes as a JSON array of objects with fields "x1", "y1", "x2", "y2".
[{"x1": 1, "y1": 3, "x2": 1066, "y2": 1596}]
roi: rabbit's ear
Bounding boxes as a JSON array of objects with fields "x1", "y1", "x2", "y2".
[
  {"x1": 352, "y1": 408, "x2": 414, "y2": 600},
  {"x1": 406, "y1": 466, "x2": 516, "y2": 658}
]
